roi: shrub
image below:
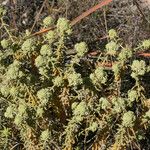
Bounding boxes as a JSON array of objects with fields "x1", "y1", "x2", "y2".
[{"x1": 0, "y1": 13, "x2": 150, "y2": 150}]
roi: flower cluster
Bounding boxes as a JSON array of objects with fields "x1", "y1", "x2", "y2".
[
  {"x1": 45, "y1": 30, "x2": 56, "y2": 44},
  {"x1": 75, "y1": 42, "x2": 88, "y2": 57},
  {"x1": 144, "y1": 110, "x2": 150, "y2": 120},
  {"x1": 131, "y1": 60, "x2": 146, "y2": 79},
  {"x1": 34, "y1": 44, "x2": 54, "y2": 76},
  {"x1": 6, "y1": 60, "x2": 24, "y2": 80},
  {"x1": 18, "y1": 103, "x2": 26, "y2": 115},
  {"x1": 43, "y1": 16, "x2": 54, "y2": 27},
  {"x1": 128, "y1": 90, "x2": 138, "y2": 103},
  {"x1": 52, "y1": 76, "x2": 64, "y2": 87},
  {"x1": 21, "y1": 38, "x2": 36, "y2": 56},
  {"x1": 4, "y1": 105, "x2": 15, "y2": 118},
  {"x1": 73, "y1": 101, "x2": 87, "y2": 116},
  {"x1": 108, "y1": 29, "x2": 117, "y2": 39},
  {"x1": 56, "y1": 18, "x2": 72, "y2": 35},
  {"x1": 37, "y1": 88, "x2": 52, "y2": 106},
  {"x1": 9, "y1": 86, "x2": 19, "y2": 97},
  {"x1": 142, "y1": 39, "x2": 150, "y2": 49},
  {"x1": 122, "y1": 111, "x2": 136, "y2": 128},
  {"x1": 67, "y1": 71, "x2": 83, "y2": 87},
  {"x1": 36, "y1": 107, "x2": 44, "y2": 117},
  {"x1": 90, "y1": 67, "x2": 107, "y2": 87},
  {"x1": 40, "y1": 129, "x2": 50, "y2": 142},
  {"x1": 40, "y1": 44, "x2": 52, "y2": 56},
  {"x1": 35, "y1": 54, "x2": 50, "y2": 76},
  {"x1": 35, "y1": 55, "x2": 48, "y2": 68},
  {"x1": 99, "y1": 97, "x2": 110, "y2": 110},
  {"x1": 118, "y1": 47, "x2": 132, "y2": 62},
  {"x1": 112, "y1": 62, "x2": 121, "y2": 78},
  {"x1": 0, "y1": 84, "x2": 10, "y2": 97},
  {"x1": 88, "y1": 122, "x2": 98, "y2": 132},
  {"x1": 112, "y1": 97, "x2": 126, "y2": 113},
  {"x1": 1, "y1": 39, "x2": 9, "y2": 49},
  {"x1": 14, "y1": 114, "x2": 23, "y2": 126},
  {"x1": 105, "y1": 41, "x2": 119, "y2": 55}
]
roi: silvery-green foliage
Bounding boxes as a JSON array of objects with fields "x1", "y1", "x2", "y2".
[
  {"x1": 36, "y1": 107, "x2": 44, "y2": 117},
  {"x1": 112, "y1": 97, "x2": 126, "y2": 113},
  {"x1": 88, "y1": 122, "x2": 98, "y2": 132},
  {"x1": 0, "y1": 84, "x2": 10, "y2": 97},
  {"x1": 0, "y1": 127, "x2": 11, "y2": 138},
  {"x1": 1, "y1": 39, "x2": 9, "y2": 49},
  {"x1": 34, "y1": 51, "x2": 52, "y2": 77},
  {"x1": 73, "y1": 101, "x2": 88, "y2": 116},
  {"x1": 90, "y1": 67, "x2": 107, "y2": 86},
  {"x1": 43, "y1": 16, "x2": 54, "y2": 27},
  {"x1": 73, "y1": 115, "x2": 84, "y2": 122},
  {"x1": 37, "y1": 88, "x2": 52, "y2": 106},
  {"x1": 4, "y1": 105, "x2": 15, "y2": 118},
  {"x1": 67, "y1": 71, "x2": 83, "y2": 87},
  {"x1": 112, "y1": 62, "x2": 121, "y2": 76},
  {"x1": 99, "y1": 97, "x2": 111, "y2": 110},
  {"x1": 14, "y1": 114, "x2": 23, "y2": 126},
  {"x1": 38, "y1": 67, "x2": 48, "y2": 76},
  {"x1": 9, "y1": 86, "x2": 19, "y2": 97},
  {"x1": 128, "y1": 90, "x2": 138, "y2": 102},
  {"x1": 131, "y1": 60, "x2": 146, "y2": 76},
  {"x1": 21, "y1": 38, "x2": 36, "y2": 54},
  {"x1": 75, "y1": 42, "x2": 88, "y2": 57},
  {"x1": 56, "y1": 18, "x2": 72, "y2": 35},
  {"x1": 71, "y1": 102, "x2": 79, "y2": 110},
  {"x1": 144, "y1": 110, "x2": 150, "y2": 120},
  {"x1": 18, "y1": 103, "x2": 26, "y2": 115},
  {"x1": 5, "y1": 60, "x2": 24, "y2": 80},
  {"x1": 118, "y1": 47, "x2": 132, "y2": 61},
  {"x1": 40, "y1": 44, "x2": 52, "y2": 56},
  {"x1": 35, "y1": 55, "x2": 48, "y2": 68},
  {"x1": 141, "y1": 39, "x2": 150, "y2": 49},
  {"x1": 45, "y1": 30, "x2": 56, "y2": 44},
  {"x1": 122, "y1": 111, "x2": 136, "y2": 128},
  {"x1": 0, "y1": 15, "x2": 149, "y2": 149},
  {"x1": 0, "y1": 51, "x2": 3, "y2": 61},
  {"x1": 108, "y1": 29, "x2": 117, "y2": 39},
  {"x1": 147, "y1": 66, "x2": 150, "y2": 72},
  {"x1": 52, "y1": 76, "x2": 64, "y2": 87},
  {"x1": 40, "y1": 129, "x2": 50, "y2": 142},
  {"x1": 105, "y1": 41, "x2": 118, "y2": 55}
]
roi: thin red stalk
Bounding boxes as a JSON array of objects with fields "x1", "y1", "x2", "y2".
[
  {"x1": 70, "y1": 0, "x2": 112, "y2": 26},
  {"x1": 138, "y1": 53, "x2": 150, "y2": 57},
  {"x1": 31, "y1": 0, "x2": 112, "y2": 37}
]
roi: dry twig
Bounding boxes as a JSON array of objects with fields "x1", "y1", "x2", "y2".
[{"x1": 30, "y1": 0, "x2": 112, "y2": 37}]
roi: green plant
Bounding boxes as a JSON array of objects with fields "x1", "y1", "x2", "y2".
[{"x1": 0, "y1": 10, "x2": 150, "y2": 150}]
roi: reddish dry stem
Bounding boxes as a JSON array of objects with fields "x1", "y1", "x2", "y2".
[
  {"x1": 31, "y1": 26, "x2": 55, "y2": 36},
  {"x1": 138, "y1": 53, "x2": 150, "y2": 57},
  {"x1": 70, "y1": 0, "x2": 112, "y2": 26},
  {"x1": 31, "y1": 0, "x2": 112, "y2": 36}
]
